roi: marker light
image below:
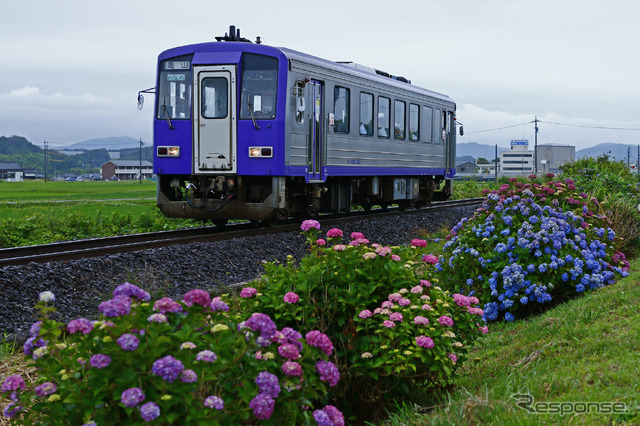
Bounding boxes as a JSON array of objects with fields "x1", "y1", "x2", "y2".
[
  {"x1": 157, "y1": 146, "x2": 180, "y2": 157},
  {"x1": 249, "y1": 146, "x2": 273, "y2": 158}
]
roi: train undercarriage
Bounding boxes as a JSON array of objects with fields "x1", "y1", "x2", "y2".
[{"x1": 157, "y1": 174, "x2": 452, "y2": 225}]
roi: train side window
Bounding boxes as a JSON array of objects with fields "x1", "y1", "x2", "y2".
[
  {"x1": 377, "y1": 97, "x2": 390, "y2": 138},
  {"x1": 409, "y1": 103, "x2": 419, "y2": 141},
  {"x1": 423, "y1": 106, "x2": 433, "y2": 143},
  {"x1": 240, "y1": 53, "x2": 278, "y2": 120},
  {"x1": 334, "y1": 86, "x2": 350, "y2": 133},
  {"x1": 394, "y1": 100, "x2": 405, "y2": 140},
  {"x1": 294, "y1": 81, "x2": 305, "y2": 124},
  {"x1": 359, "y1": 92, "x2": 373, "y2": 136}
]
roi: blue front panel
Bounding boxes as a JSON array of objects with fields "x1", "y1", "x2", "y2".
[
  {"x1": 236, "y1": 120, "x2": 285, "y2": 176},
  {"x1": 153, "y1": 120, "x2": 192, "y2": 175}
]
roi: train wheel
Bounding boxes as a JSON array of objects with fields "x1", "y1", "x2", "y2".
[{"x1": 213, "y1": 219, "x2": 228, "y2": 228}]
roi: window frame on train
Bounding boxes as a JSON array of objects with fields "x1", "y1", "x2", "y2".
[
  {"x1": 359, "y1": 92, "x2": 374, "y2": 136},
  {"x1": 334, "y1": 86, "x2": 350, "y2": 134}
]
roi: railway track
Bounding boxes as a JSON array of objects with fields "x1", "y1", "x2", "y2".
[{"x1": 0, "y1": 198, "x2": 483, "y2": 267}]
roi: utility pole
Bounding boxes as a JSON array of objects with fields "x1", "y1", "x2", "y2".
[
  {"x1": 494, "y1": 144, "x2": 498, "y2": 183},
  {"x1": 534, "y1": 116, "x2": 539, "y2": 174},
  {"x1": 44, "y1": 140, "x2": 48, "y2": 182},
  {"x1": 627, "y1": 146, "x2": 631, "y2": 169},
  {"x1": 139, "y1": 138, "x2": 143, "y2": 183}
]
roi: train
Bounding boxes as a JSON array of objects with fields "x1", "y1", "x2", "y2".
[{"x1": 139, "y1": 26, "x2": 461, "y2": 225}]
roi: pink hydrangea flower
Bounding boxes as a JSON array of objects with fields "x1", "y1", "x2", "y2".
[
  {"x1": 422, "y1": 254, "x2": 439, "y2": 265},
  {"x1": 448, "y1": 353, "x2": 458, "y2": 363},
  {"x1": 389, "y1": 312, "x2": 403, "y2": 322},
  {"x1": 391, "y1": 254, "x2": 401, "y2": 261},
  {"x1": 301, "y1": 220, "x2": 321, "y2": 232},
  {"x1": 316, "y1": 239, "x2": 326, "y2": 246},
  {"x1": 410, "y1": 285, "x2": 423, "y2": 294},
  {"x1": 363, "y1": 252, "x2": 377, "y2": 260},
  {"x1": 388, "y1": 293, "x2": 402, "y2": 302},
  {"x1": 416, "y1": 335, "x2": 434, "y2": 348},
  {"x1": 350, "y1": 232, "x2": 365, "y2": 240},
  {"x1": 382, "y1": 320, "x2": 395, "y2": 328},
  {"x1": 240, "y1": 287, "x2": 258, "y2": 298},
  {"x1": 381, "y1": 301, "x2": 394, "y2": 309},
  {"x1": 375, "y1": 246, "x2": 392, "y2": 256},
  {"x1": 398, "y1": 298, "x2": 411, "y2": 306},
  {"x1": 411, "y1": 239, "x2": 427, "y2": 247},
  {"x1": 153, "y1": 297, "x2": 183, "y2": 313},
  {"x1": 479, "y1": 325, "x2": 489, "y2": 334},
  {"x1": 182, "y1": 289, "x2": 211, "y2": 307},
  {"x1": 68, "y1": 318, "x2": 94, "y2": 335},
  {"x1": 414, "y1": 316, "x2": 429, "y2": 325},
  {"x1": 326, "y1": 228, "x2": 343, "y2": 238},
  {"x1": 358, "y1": 309, "x2": 373, "y2": 319},
  {"x1": 283, "y1": 292, "x2": 300, "y2": 304},
  {"x1": 333, "y1": 244, "x2": 346, "y2": 251},
  {"x1": 438, "y1": 316, "x2": 454, "y2": 327}
]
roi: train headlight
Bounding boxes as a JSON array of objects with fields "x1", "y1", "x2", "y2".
[
  {"x1": 249, "y1": 146, "x2": 273, "y2": 158},
  {"x1": 157, "y1": 146, "x2": 180, "y2": 157}
]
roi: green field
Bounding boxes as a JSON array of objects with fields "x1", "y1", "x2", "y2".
[{"x1": 0, "y1": 180, "x2": 202, "y2": 248}]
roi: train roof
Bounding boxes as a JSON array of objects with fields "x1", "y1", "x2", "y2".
[{"x1": 158, "y1": 41, "x2": 455, "y2": 104}]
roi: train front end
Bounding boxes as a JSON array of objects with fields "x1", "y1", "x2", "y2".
[{"x1": 153, "y1": 36, "x2": 288, "y2": 223}]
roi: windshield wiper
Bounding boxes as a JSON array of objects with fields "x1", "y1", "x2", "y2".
[
  {"x1": 248, "y1": 100, "x2": 260, "y2": 130},
  {"x1": 162, "y1": 104, "x2": 174, "y2": 130}
]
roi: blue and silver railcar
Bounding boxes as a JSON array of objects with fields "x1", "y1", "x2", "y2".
[{"x1": 148, "y1": 26, "x2": 459, "y2": 224}]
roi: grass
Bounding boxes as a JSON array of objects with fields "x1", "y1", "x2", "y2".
[
  {"x1": 384, "y1": 263, "x2": 640, "y2": 425},
  {"x1": 0, "y1": 180, "x2": 156, "y2": 202}
]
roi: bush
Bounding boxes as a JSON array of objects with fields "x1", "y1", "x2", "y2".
[
  {"x1": 239, "y1": 222, "x2": 487, "y2": 420},
  {"x1": 2, "y1": 286, "x2": 342, "y2": 425},
  {"x1": 437, "y1": 176, "x2": 629, "y2": 322}
]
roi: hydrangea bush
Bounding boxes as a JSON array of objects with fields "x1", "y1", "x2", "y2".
[
  {"x1": 2, "y1": 286, "x2": 343, "y2": 425},
  {"x1": 238, "y1": 221, "x2": 487, "y2": 419},
  {"x1": 438, "y1": 176, "x2": 630, "y2": 322}
]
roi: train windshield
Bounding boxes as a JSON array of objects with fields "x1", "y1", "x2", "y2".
[
  {"x1": 240, "y1": 53, "x2": 278, "y2": 120},
  {"x1": 157, "y1": 55, "x2": 193, "y2": 120}
]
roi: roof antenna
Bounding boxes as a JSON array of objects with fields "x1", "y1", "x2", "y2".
[{"x1": 215, "y1": 25, "x2": 253, "y2": 43}]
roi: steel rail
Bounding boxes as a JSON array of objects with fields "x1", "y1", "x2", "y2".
[{"x1": 0, "y1": 198, "x2": 482, "y2": 267}]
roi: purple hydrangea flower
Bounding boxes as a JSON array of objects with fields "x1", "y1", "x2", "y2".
[
  {"x1": 277, "y1": 343, "x2": 300, "y2": 360},
  {"x1": 322, "y1": 405, "x2": 345, "y2": 425},
  {"x1": 305, "y1": 330, "x2": 333, "y2": 356},
  {"x1": 314, "y1": 409, "x2": 332, "y2": 426},
  {"x1": 139, "y1": 401, "x2": 160, "y2": 421},
  {"x1": 240, "y1": 287, "x2": 258, "y2": 298},
  {"x1": 67, "y1": 318, "x2": 94, "y2": 335},
  {"x1": 182, "y1": 289, "x2": 211, "y2": 307},
  {"x1": 282, "y1": 361, "x2": 303, "y2": 377},
  {"x1": 210, "y1": 299, "x2": 230, "y2": 312},
  {"x1": 196, "y1": 350, "x2": 218, "y2": 363},
  {"x1": 245, "y1": 313, "x2": 277, "y2": 340},
  {"x1": 180, "y1": 369, "x2": 198, "y2": 383},
  {"x1": 89, "y1": 354, "x2": 111, "y2": 369},
  {"x1": 300, "y1": 219, "x2": 321, "y2": 231},
  {"x1": 121, "y1": 387, "x2": 145, "y2": 407},
  {"x1": 98, "y1": 295, "x2": 132, "y2": 318},
  {"x1": 113, "y1": 282, "x2": 150, "y2": 301},
  {"x1": 29, "y1": 321, "x2": 42, "y2": 338},
  {"x1": 438, "y1": 315, "x2": 454, "y2": 327},
  {"x1": 416, "y1": 335, "x2": 434, "y2": 348},
  {"x1": 283, "y1": 292, "x2": 300, "y2": 304},
  {"x1": 153, "y1": 297, "x2": 183, "y2": 313},
  {"x1": 255, "y1": 371, "x2": 280, "y2": 398},
  {"x1": 389, "y1": 312, "x2": 403, "y2": 322},
  {"x1": 281, "y1": 327, "x2": 303, "y2": 350},
  {"x1": 414, "y1": 316, "x2": 429, "y2": 325},
  {"x1": 315, "y1": 361, "x2": 340, "y2": 387},
  {"x1": 117, "y1": 333, "x2": 140, "y2": 351},
  {"x1": 249, "y1": 392, "x2": 275, "y2": 420},
  {"x1": 204, "y1": 395, "x2": 224, "y2": 410},
  {"x1": 1, "y1": 375, "x2": 25, "y2": 392},
  {"x1": 358, "y1": 310, "x2": 372, "y2": 319},
  {"x1": 152, "y1": 355, "x2": 184, "y2": 382},
  {"x1": 34, "y1": 381, "x2": 57, "y2": 397},
  {"x1": 3, "y1": 403, "x2": 23, "y2": 418}
]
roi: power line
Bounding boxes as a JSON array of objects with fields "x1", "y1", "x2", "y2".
[
  {"x1": 464, "y1": 121, "x2": 533, "y2": 135},
  {"x1": 538, "y1": 120, "x2": 640, "y2": 131}
]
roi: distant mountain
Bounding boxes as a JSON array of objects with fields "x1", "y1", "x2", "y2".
[
  {"x1": 457, "y1": 142, "x2": 510, "y2": 162},
  {"x1": 65, "y1": 136, "x2": 142, "y2": 151},
  {"x1": 576, "y1": 143, "x2": 640, "y2": 163},
  {"x1": 0, "y1": 136, "x2": 42, "y2": 155}
]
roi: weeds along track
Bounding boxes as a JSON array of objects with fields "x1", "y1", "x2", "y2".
[{"x1": 0, "y1": 198, "x2": 482, "y2": 267}]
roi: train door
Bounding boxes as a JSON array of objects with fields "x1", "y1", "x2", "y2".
[
  {"x1": 193, "y1": 66, "x2": 237, "y2": 173},
  {"x1": 308, "y1": 80, "x2": 323, "y2": 181}
]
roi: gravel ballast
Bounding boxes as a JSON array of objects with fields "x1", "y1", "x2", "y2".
[{"x1": 0, "y1": 206, "x2": 477, "y2": 340}]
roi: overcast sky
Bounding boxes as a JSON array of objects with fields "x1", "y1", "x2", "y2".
[{"x1": 2, "y1": 0, "x2": 639, "y2": 150}]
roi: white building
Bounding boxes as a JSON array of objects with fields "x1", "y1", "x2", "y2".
[{"x1": 500, "y1": 140, "x2": 534, "y2": 176}]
